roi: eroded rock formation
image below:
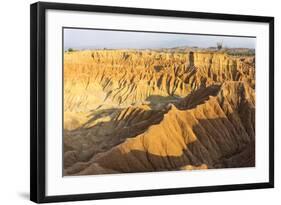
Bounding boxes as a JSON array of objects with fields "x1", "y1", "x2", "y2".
[{"x1": 63, "y1": 49, "x2": 255, "y2": 175}]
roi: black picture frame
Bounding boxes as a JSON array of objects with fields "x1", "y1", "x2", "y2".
[{"x1": 30, "y1": 1, "x2": 274, "y2": 203}]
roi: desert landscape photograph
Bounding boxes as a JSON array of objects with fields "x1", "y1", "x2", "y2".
[{"x1": 63, "y1": 28, "x2": 256, "y2": 176}]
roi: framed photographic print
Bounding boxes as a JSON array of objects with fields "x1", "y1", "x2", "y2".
[{"x1": 30, "y1": 1, "x2": 274, "y2": 203}]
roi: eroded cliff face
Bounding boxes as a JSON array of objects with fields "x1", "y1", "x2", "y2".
[
  {"x1": 64, "y1": 50, "x2": 254, "y2": 130},
  {"x1": 64, "y1": 81, "x2": 255, "y2": 175},
  {"x1": 63, "y1": 49, "x2": 255, "y2": 175}
]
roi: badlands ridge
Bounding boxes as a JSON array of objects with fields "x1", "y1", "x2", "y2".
[{"x1": 63, "y1": 49, "x2": 255, "y2": 175}]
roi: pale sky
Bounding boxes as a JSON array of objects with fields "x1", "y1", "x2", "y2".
[{"x1": 64, "y1": 28, "x2": 256, "y2": 50}]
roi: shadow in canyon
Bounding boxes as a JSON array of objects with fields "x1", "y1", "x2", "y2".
[{"x1": 66, "y1": 114, "x2": 255, "y2": 175}]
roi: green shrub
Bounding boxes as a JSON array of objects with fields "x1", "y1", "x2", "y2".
[{"x1": 67, "y1": 48, "x2": 75, "y2": 52}]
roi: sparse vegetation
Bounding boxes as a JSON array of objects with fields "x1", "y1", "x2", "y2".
[
  {"x1": 216, "y1": 41, "x2": 223, "y2": 50},
  {"x1": 67, "y1": 48, "x2": 76, "y2": 52},
  {"x1": 226, "y1": 49, "x2": 255, "y2": 56}
]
